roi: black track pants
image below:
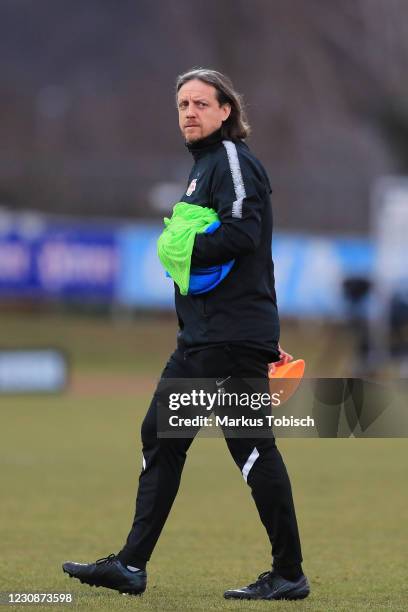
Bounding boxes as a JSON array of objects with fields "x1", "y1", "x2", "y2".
[{"x1": 118, "y1": 345, "x2": 303, "y2": 572}]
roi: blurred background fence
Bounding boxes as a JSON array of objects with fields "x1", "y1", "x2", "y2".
[{"x1": 3, "y1": 0, "x2": 408, "y2": 229}]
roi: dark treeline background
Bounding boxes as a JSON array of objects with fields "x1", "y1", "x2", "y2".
[{"x1": 1, "y1": 0, "x2": 408, "y2": 232}]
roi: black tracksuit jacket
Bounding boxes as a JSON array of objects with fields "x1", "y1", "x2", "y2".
[{"x1": 174, "y1": 128, "x2": 280, "y2": 354}]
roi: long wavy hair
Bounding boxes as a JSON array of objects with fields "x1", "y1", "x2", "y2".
[{"x1": 176, "y1": 68, "x2": 251, "y2": 141}]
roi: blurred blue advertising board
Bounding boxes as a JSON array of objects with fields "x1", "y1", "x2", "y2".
[
  {"x1": 116, "y1": 224, "x2": 173, "y2": 307},
  {"x1": 272, "y1": 233, "x2": 374, "y2": 317},
  {"x1": 0, "y1": 217, "x2": 117, "y2": 300},
  {"x1": 0, "y1": 213, "x2": 375, "y2": 318},
  {"x1": 116, "y1": 226, "x2": 374, "y2": 318}
]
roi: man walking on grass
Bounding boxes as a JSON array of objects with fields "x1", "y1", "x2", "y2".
[{"x1": 63, "y1": 68, "x2": 310, "y2": 601}]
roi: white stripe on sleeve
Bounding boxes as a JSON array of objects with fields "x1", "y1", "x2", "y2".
[{"x1": 222, "y1": 140, "x2": 247, "y2": 219}]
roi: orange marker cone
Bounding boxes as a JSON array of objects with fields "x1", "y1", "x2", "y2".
[
  {"x1": 269, "y1": 359, "x2": 305, "y2": 404},
  {"x1": 269, "y1": 359, "x2": 305, "y2": 379}
]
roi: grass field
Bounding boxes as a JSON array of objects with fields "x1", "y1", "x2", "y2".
[{"x1": 1, "y1": 313, "x2": 407, "y2": 611}]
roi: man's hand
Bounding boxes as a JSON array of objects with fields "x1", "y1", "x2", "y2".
[{"x1": 268, "y1": 344, "x2": 294, "y2": 376}]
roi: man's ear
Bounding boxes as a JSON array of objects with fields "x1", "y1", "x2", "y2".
[{"x1": 222, "y1": 103, "x2": 231, "y2": 121}]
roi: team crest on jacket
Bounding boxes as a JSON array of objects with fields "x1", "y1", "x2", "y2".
[{"x1": 186, "y1": 178, "x2": 197, "y2": 196}]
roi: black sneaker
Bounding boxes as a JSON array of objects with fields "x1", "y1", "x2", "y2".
[
  {"x1": 224, "y1": 570, "x2": 310, "y2": 600},
  {"x1": 62, "y1": 554, "x2": 146, "y2": 595}
]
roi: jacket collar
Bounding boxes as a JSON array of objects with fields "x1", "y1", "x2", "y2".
[{"x1": 186, "y1": 128, "x2": 223, "y2": 160}]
